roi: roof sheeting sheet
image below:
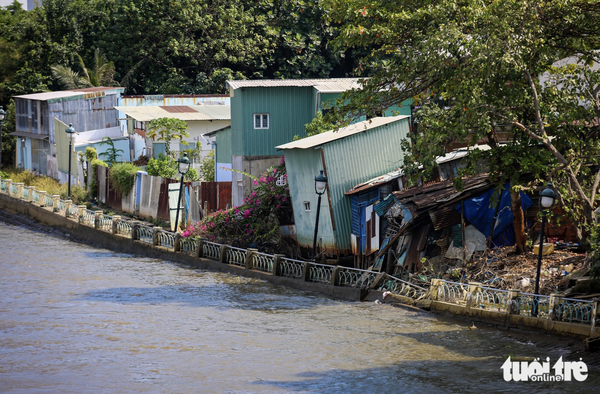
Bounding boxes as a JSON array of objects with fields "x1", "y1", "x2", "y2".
[
  {"x1": 114, "y1": 105, "x2": 231, "y2": 122},
  {"x1": 227, "y1": 78, "x2": 361, "y2": 92},
  {"x1": 276, "y1": 116, "x2": 410, "y2": 150},
  {"x1": 14, "y1": 87, "x2": 124, "y2": 102}
]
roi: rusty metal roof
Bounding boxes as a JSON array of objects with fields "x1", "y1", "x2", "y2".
[
  {"x1": 393, "y1": 174, "x2": 491, "y2": 211},
  {"x1": 226, "y1": 78, "x2": 361, "y2": 92}
]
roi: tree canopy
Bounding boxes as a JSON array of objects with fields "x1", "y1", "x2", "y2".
[{"x1": 325, "y1": 0, "x2": 600, "y2": 245}]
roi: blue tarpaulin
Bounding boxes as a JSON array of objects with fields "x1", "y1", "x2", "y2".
[{"x1": 456, "y1": 183, "x2": 532, "y2": 247}]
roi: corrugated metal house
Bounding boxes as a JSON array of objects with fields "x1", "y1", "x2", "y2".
[
  {"x1": 225, "y1": 78, "x2": 413, "y2": 207},
  {"x1": 12, "y1": 87, "x2": 124, "y2": 176},
  {"x1": 276, "y1": 115, "x2": 411, "y2": 258}
]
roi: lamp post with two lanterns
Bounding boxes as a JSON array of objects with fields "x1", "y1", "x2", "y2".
[
  {"x1": 65, "y1": 124, "x2": 77, "y2": 199},
  {"x1": 0, "y1": 106, "x2": 5, "y2": 168}
]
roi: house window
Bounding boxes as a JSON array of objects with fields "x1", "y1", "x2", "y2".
[
  {"x1": 254, "y1": 114, "x2": 269, "y2": 129},
  {"x1": 304, "y1": 201, "x2": 311, "y2": 212}
]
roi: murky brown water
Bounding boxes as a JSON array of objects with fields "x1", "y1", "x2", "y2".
[{"x1": 0, "y1": 214, "x2": 598, "y2": 393}]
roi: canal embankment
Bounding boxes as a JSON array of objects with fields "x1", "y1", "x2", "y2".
[{"x1": 1, "y1": 178, "x2": 598, "y2": 346}]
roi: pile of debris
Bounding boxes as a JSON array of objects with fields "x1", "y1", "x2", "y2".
[{"x1": 431, "y1": 246, "x2": 591, "y2": 296}]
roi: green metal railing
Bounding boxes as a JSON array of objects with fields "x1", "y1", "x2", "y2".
[
  {"x1": 556, "y1": 298, "x2": 594, "y2": 325},
  {"x1": 98, "y1": 215, "x2": 113, "y2": 232},
  {"x1": 116, "y1": 220, "x2": 132, "y2": 236},
  {"x1": 473, "y1": 286, "x2": 510, "y2": 312},
  {"x1": 203, "y1": 241, "x2": 221, "y2": 260},
  {"x1": 378, "y1": 275, "x2": 427, "y2": 298},
  {"x1": 156, "y1": 230, "x2": 175, "y2": 250},
  {"x1": 81, "y1": 209, "x2": 96, "y2": 227},
  {"x1": 180, "y1": 237, "x2": 197, "y2": 255},
  {"x1": 280, "y1": 258, "x2": 305, "y2": 279},
  {"x1": 338, "y1": 267, "x2": 378, "y2": 289},
  {"x1": 437, "y1": 280, "x2": 469, "y2": 304},
  {"x1": 226, "y1": 246, "x2": 247, "y2": 267},
  {"x1": 252, "y1": 252, "x2": 274, "y2": 273},
  {"x1": 136, "y1": 225, "x2": 154, "y2": 244}
]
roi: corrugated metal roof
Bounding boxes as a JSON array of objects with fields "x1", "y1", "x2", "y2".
[
  {"x1": 114, "y1": 105, "x2": 231, "y2": 122},
  {"x1": 14, "y1": 87, "x2": 123, "y2": 101},
  {"x1": 276, "y1": 116, "x2": 409, "y2": 150},
  {"x1": 227, "y1": 78, "x2": 361, "y2": 91}
]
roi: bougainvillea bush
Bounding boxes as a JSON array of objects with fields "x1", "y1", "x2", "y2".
[{"x1": 182, "y1": 158, "x2": 291, "y2": 250}]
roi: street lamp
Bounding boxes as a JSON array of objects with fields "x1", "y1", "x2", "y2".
[
  {"x1": 532, "y1": 183, "x2": 556, "y2": 317},
  {"x1": 312, "y1": 170, "x2": 328, "y2": 260},
  {"x1": 65, "y1": 123, "x2": 76, "y2": 199},
  {"x1": 0, "y1": 106, "x2": 5, "y2": 168},
  {"x1": 174, "y1": 152, "x2": 191, "y2": 233}
]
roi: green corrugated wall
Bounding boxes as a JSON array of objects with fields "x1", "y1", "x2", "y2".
[
  {"x1": 285, "y1": 116, "x2": 411, "y2": 255},
  {"x1": 231, "y1": 87, "x2": 317, "y2": 157},
  {"x1": 216, "y1": 127, "x2": 232, "y2": 164}
]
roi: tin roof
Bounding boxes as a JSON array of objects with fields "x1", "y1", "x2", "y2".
[
  {"x1": 226, "y1": 78, "x2": 362, "y2": 92},
  {"x1": 276, "y1": 116, "x2": 409, "y2": 150},
  {"x1": 114, "y1": 105, "x2": 231, "y2": 121},
  {"x1": 14, "y1": 87, "x2": 124, "y2": 101}
]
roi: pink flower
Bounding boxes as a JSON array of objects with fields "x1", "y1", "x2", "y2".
[
  {"x1": 276, "y1": 205, "x2": 280, "y2": 208},
  {"x1": 243, "y1": 209, "x2": 251, "y2": 218}
]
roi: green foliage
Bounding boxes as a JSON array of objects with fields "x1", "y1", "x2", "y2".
[
  {"x1": 98, "y1": 136, "x2": 124, "y2": 166},
  {"x1": 185, "y1": 167, "x2": 200, "y2": 182},
  {"x1": 182, "y1": 68, "x2": 246, "y2": 95},
  {"x1": 326, "y1": 0, "x2": 600, "y2": 245},
  {"x1": 109, "y1": 162, "x2": 139, "y2": 197},
  {"x1": 0, "y1": 100, "x2": 16, "y2": 168},
  {"x1": 294, "y1": 111, "x2": 333, "y2": 140},
  {"x1": 146, "y1": 153, "x2": 178, "y2": 179},
  {"x1": 84, "y1": 146, "x2": 97, "y2": 162},
  {"x1": 199, "y1": 150, "x2": 215, "y2": 182},
  {"x1": 146, "y1": 118, "x2": 189, "y2": 157},
  {"x1": 185, "y1": 158, "x2": 290, "y2": 249}
]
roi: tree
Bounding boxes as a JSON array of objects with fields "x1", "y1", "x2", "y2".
[
  {"x1": 98, "y1": 136, "x2": 124, "y2": 166},
  {"x1": 325, "y1": 0, "x2": 600, "y2": 250},
  {"x1": 146, "y1": 117, "x2": 190, "y2": 157},
  {"x1": 199, "y1": 149, "x2": 215, "y2": 182},
  {"x1": 51, "y1": 48, "x2": 118, "y2": 89}
]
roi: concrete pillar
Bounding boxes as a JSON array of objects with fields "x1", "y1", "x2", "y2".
[
  {"x1": 273, "y1": 254, "x2": 284, "y2": 276},
  {"x1": 64, "y1": 200, "x2": 73, "y2": 218},
  {"x1": 245, "y1": 248, "x2": 257, "y2": 270},
  {"x1": 429, "y1": 279, "x2": 441, "y2": 301},
  {"x1": 113, "y1": 216, "x2": 122, "y2": 235},
  {"x1": 174, "y1": 234, "x2": 182, "y2": 252},
  {"x1": 196, "y1": 238, "x2": 205, "y2": 258},
  {"x1": 15, "y1": 182, "x2": 24, "y2": 199},
  {"x1": 38, "y1": 191, "x2": 47, "y2": 207},
  {"x1": 302, "y1": 262, "x2": 311, "y2": 282},
  {"x1": 152, "y1": 228, "x2": 159, "y2": 246},
  {"x1": 330, "y1": 265, "x2": 340, "y2": 286},
  {"x1": 94, "y1": 211, "x2": 102, "y2": 229},
  {"x1": 219, "y1": 245, "x2": 229, "y2": 264},
  {"x1": 3, "y1": 179, "x2": 12, "y2": 195},
  {"x1": 52, "y1": 195, "x2": 60, "y2": 212},
  {"x1": 548, "y1": 295, "x2": 561, "y2": 321},
  {"x1": 27, "y1": 186, "x2": 35, "y2": 202},
  {"x1": 591, "y1": 298, "x2": 598, "y2": 337},
  {"x1": 466, "y1": 282, "x2": 482, "y2": 312},
  {"x1": 507, "y1": 289, "x2": 521, "y2": 315},
  {"x1": 78, "y1": 205, "x2": 86, "y2": 222}
]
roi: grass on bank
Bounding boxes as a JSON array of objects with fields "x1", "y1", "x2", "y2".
[{"x1": 1, "y1": 167, "x2": 87, "y2": 205}]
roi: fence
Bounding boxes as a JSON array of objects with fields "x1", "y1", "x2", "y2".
[{"x1": 432, "y1": 279, "x2": 598, "y2": 327}]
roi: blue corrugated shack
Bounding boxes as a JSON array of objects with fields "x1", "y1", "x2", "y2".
[{"x1": 276, "y1": 115, "x2": 411, "y2": 258}]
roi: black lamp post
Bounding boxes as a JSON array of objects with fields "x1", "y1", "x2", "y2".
[
  {"x1": 312, "y1": 169, "x2": 328, "y2": 260},
  {"x1": 174, "y1": 153, "x2": 191, "y2": 233},
  {"x1": 532, "y1": 183, "x2": 556, "y2": 316},
  {"x1": 65, "y1": 123, "x2": 76, "y2": 199},
  {"x1": 0, "y1": 106, "x2": 6, "y2": 168}
]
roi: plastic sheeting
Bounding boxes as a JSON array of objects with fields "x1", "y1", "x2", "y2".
[{"x1": 456, "y1": 183, "x2": 532, "y2": 247}]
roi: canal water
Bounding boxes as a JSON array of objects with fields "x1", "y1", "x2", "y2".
[{"x1": 0, "y1": 211, "x2": 598, "y2": 393}]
